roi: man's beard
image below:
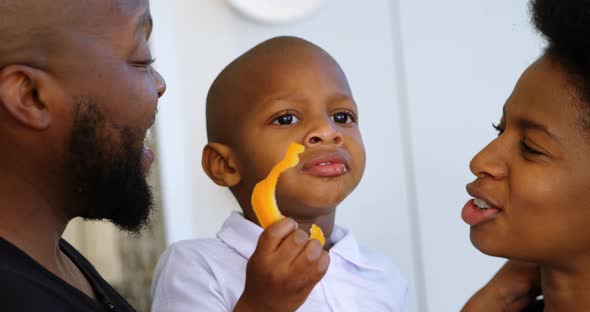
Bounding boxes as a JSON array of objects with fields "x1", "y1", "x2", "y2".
[{"x1": 68, "y1": 98, "x2": 154, "y2": 234}]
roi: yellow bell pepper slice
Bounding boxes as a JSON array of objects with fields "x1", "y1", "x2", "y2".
[{"x1": 251, "y1": 142, "x2": 325, "y2": 246}]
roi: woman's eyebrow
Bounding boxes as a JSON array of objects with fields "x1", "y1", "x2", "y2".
[{"x1": 515, "y1": 117, "x2": 563, "y2": 146}]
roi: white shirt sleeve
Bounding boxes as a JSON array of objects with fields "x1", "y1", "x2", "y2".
[{"x1": 151, "y1": 242, "x2": 231, "y2": 312}]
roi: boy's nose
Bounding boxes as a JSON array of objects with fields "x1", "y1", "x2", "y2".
[{"x1": 304, "y1": 119, "x2": 343, "y2": 147}]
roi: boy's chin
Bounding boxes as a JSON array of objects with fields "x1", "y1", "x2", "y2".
[
  {"x1": 286, "y1": 184, "x2": 353, "y2": 204},
  {"x1": 278, "y1": 201, "x2": 339, "y2": 218}
]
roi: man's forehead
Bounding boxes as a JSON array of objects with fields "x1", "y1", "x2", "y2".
[
  {"x1": 98, "y1": 0, "x2": 151, "y2": 37},
  {"x1": 105, "y1": 0, "x2": 149, "y2": 19},
  {"x1": 109, "y1": 0, "x2": 147, "y2": 12}
]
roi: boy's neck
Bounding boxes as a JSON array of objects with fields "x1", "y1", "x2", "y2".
[
  {"x1": 243, "y1": 209, "x2": 336, "y2": 250},
  {"x1": 290, "y1": 213, "x2": 335, "y2": 251}
]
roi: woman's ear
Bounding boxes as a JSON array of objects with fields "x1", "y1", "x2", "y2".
[
  {"x1": 202, "y1": 142, "x2": 241, "y2": 187},
  {"x1": 0, "y1": 65, "x2": 52, "y2": 130}
]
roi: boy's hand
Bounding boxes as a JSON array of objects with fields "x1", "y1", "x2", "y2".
[
  {"x1": 462, "y1": 260, "x2": 541, "y2": 312},
  {"x1": 234, "y1": 218, "x2": 330, "y2": 312}
]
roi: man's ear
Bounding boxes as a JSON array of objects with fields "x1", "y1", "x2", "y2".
[
  {"x1": 202, "y1": 142, "x2": 242, "y2": 187},
  {"x1": 0, "y1": 65, "x2": 52, "y2": 130}
]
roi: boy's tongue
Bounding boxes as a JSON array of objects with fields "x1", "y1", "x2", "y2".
[{"x1": 304, "y1": 162, "x2": 347, "y2": 177}]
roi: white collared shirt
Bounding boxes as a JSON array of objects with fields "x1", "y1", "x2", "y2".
[{"x1": 151, "y1": 212, "x2": 408, "y2": 312}]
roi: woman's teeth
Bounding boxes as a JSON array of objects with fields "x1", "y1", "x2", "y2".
[{"x1": 474, "y1": 198, "x2": 491, "y2": 211}]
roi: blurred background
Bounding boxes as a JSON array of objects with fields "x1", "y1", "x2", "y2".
[{"x1": 65, "y1": 0, "x2": 544, "y2": 311}]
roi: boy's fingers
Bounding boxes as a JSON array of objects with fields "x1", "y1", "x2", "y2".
[
  {"x1": 256, "y1": 217, "x2": 298, "y2": 253},
  {"x1": 292, "y1": 241, "x2": 330, "y2": 281},
  {"x1": 275, "y1": 229, "x2": 309, "y2": 261},
  {"x1": 292, "y1": 238, "x2": 322, "y2": 265},
  {"x1": 318, "y1": 251, "x2": 330, "y2": 276}
]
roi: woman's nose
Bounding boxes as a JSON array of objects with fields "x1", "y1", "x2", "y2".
[{"x1": 469, "y1": 137, "x2": 509, "y2": 180}]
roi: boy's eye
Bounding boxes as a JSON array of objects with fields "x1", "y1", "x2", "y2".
[
  {"x1": 273, "y1": 113, "x2": 300, "y2": 125},
  {"x1": 332, "y1": 112, "x2": 354, "y2": 124}
]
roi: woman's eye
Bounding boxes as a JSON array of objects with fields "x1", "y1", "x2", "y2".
[
  {"x1": 519, "y1": 140, "x2": 544, "y2": 156},
  {"x1": 332, "y1": 112, "x2": 354, "y2": 124},
  {"x1": 273, "y1": 113, "x2": 300, "y2": 125}
]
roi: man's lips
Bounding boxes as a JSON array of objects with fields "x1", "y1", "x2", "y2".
[
  {"x1": 141, "y1": 146, "x2": 154, "y2": 173},
  {"x1": 141, "y1": 128, "x2": 154, "y2": 173},
  {"x1": 300, "y1": 152, "x2": 349, "y2": 177}
]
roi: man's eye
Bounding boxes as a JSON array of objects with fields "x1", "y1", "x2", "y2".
[
  {"x1": 132, "y1": 58, "x2": 156, "y2": 68},
  {"x1": 273, "y1": 113, "x2": 300, "y2": 125},
  {"x1": 332, "y1": 112, "x2": 354, "y2": 124}
]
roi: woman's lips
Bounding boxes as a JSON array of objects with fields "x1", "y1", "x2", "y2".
[
  {"x1": 461, "y1": 198, "x2": 500, "y2": 226},
  {"x1": 463, "y1": 184, "x2": 503, "y2": 226}
]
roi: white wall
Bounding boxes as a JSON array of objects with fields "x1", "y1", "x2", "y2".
[{"x1": 150, "y1": 1, "x2": 543, "y2": 311}]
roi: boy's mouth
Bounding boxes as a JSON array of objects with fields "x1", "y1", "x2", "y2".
[{"x1": 301, "y1": 152, "x2": 349, "y2": 177}]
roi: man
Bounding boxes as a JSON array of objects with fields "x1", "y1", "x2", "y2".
[
  {"x1": 0, "y1": 0, "x2": 164, "y2": 310},
  {"x1": 0, "y1": 0, "x2": 538, "y2": 311}
]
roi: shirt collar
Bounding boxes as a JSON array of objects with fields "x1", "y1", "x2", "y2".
[
  {"x1": 217, "y1": 211, "x2": 384, "y2": 271},
  {"x1": 217, "y1": 211, "x2": 261, "y2": 259},
  {"x1": 329, "y1": 224, "x2": 385, "y2": 271}
]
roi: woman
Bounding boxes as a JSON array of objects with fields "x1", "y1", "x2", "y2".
[{"x1": 462, "y1": 0, "x2": 590, "y2": 310}]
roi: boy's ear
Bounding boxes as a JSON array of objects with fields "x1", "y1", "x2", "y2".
[
  {"x1": 202, "y1": 142, "x2": 241, "y2": 187},
  {"x1": 0, "y1": 65, "x2": 52, "y2": 130}
]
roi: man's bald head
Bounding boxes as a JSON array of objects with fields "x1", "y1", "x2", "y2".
[
  {"x1": 0, "y1": 0, "x2": 145, "y2": 70},
  {"x1": 206, "y1": 36, "x2": 348, "y2": 144}
]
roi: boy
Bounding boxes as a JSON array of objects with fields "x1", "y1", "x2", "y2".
[{"x1": 151, "y1": 36, "x2": 408, "y2": 311}]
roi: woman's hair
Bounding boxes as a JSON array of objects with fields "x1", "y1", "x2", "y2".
[{"x1": 532, "y1": 0, "x2": 590, "y2": 120}]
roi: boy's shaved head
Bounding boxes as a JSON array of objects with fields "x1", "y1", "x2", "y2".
[
  {"x1": 202, "y1": 36, "x2": 364, "y2": 239},
  {"x1": 206, "y1": 36, "x2": 347, "y2": 144},
  {"x1": 0, "y1": 0, "x2": 143, "y2": 70}
]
